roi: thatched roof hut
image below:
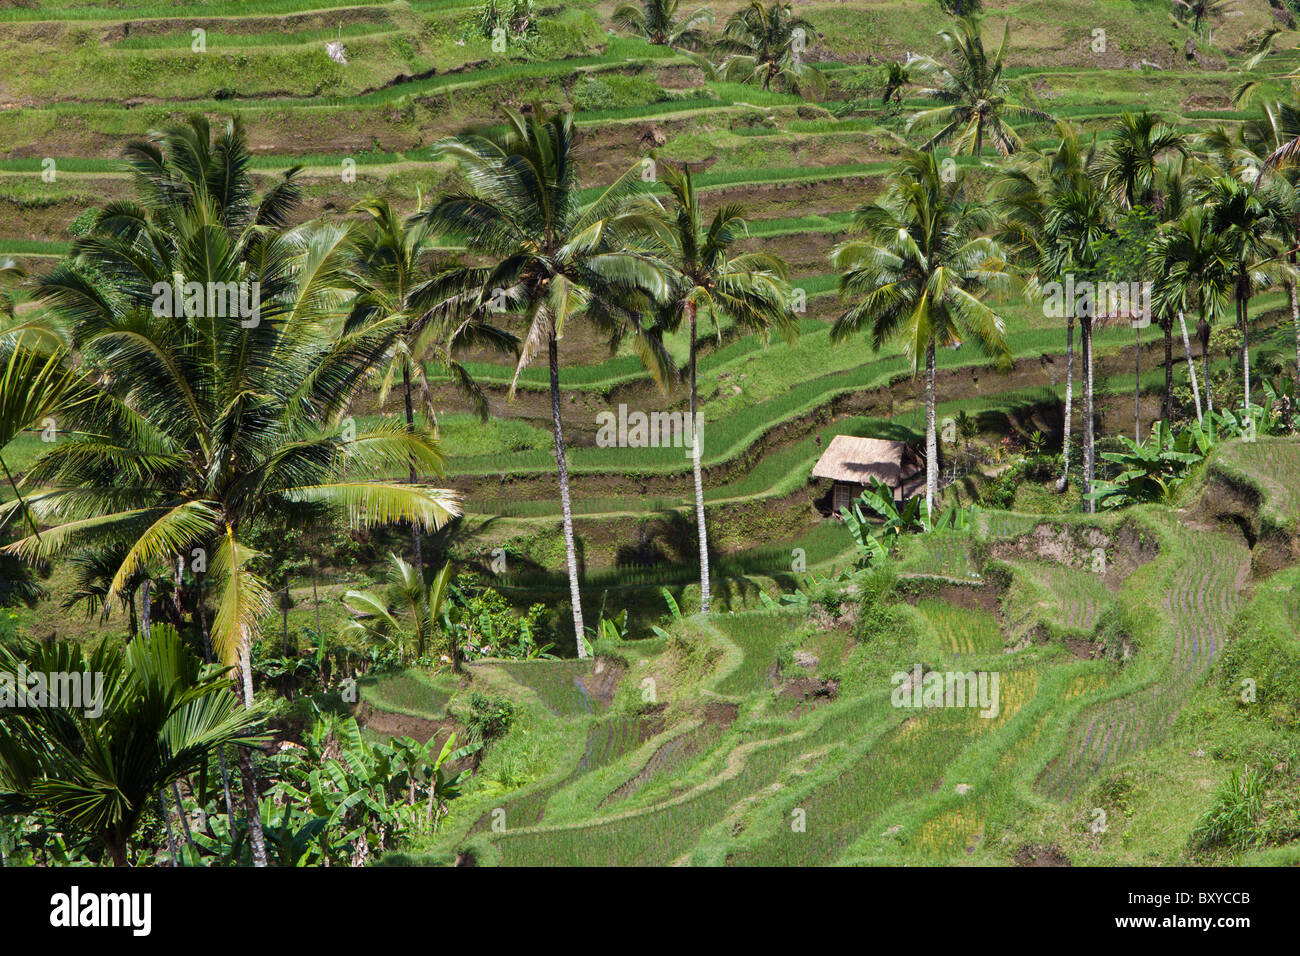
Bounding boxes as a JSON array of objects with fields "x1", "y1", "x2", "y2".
[{"x1": 812, "y1": 435, "x2": 925, "y2": 513}]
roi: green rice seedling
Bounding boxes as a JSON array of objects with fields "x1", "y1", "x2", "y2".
[{"x1": 916, "y1": 600, "x2": 1003, "y2": 657}]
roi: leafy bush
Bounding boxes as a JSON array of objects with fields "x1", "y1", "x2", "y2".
[
  {"x1": 464, "y1": 692, "x2": 516, "y2": 746},
  {"x1": 448, "y1": 573, "x2": 555, "y2": 660}
]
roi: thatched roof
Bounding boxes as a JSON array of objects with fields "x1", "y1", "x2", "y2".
[{"x1": 811, "y1": 435, "x2": 923, "y2": 487}]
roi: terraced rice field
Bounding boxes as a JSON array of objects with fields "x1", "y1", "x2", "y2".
[
  {"x1": 713, "y1": 611, "x2": 803, "y2": 696},
  {"x1": 491, "y1": 660, "x2": 611, "y2": 717},
  {"x1": 1015, "y1": 561, "x2": 1112, "y2": 632},
  {"x1": 917, "y1": 600, "x2": 1004, "y2": 657},
  {"x1": 1037, "y1": 524, "x2": 1250, "y2": 800},
  {"x1": 1213, "y1": 437, "x2": 1300, "y2": 527}
]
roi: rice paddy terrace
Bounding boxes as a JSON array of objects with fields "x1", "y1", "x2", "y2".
[
  {"x1": 374, "y1": 436, "x2": 1300, "y2": 866},
  {"x1": 4, "y1": 1, "x2": 1300, "y2": 866}
]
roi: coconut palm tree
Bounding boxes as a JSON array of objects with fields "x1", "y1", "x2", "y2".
[
  {"x1": 882, "y1": 62, "x2": 911, "y2": 106},
  {"x1": 0, "y1": 625, "x2": 264, "y2": 867},
  {"x1": 1200, "y1": 174, "x2": 1294, "y2": 410},
  {"x1": 992, "y1": 121, "x2": 1107, "y2": 493},
  {"x1": 0, "y1": 345, "x2": 85, "y2": 536},
  {"x1": 420, "y1": 107, "x2": 669, "y2": 653},
  {"x1": 831, "y1": 149, "x2": 1013, "y2": 517},
  {"x1": 906, "y1": 16, "x2": 1052, "y2": 158},
  {"x1": 344, "y1": 196, "x2": 515, "y2": 574},
  {"x1": 613, "y1": 0, "x2": 713, "y2": 50},
  {"x1": 636, "y1": 162, "x2": 792, "y2": 613},
  {"x1": 711, "y1": 2, "x2": 826, "y2": 98},
  {"x1": 7, "y1": 117, "x2": 460, "y2": 866},
  {"x1": 1097, "y1": 111, "x2": 1187, "y2": 211},
  {"x1": 1147, "y1": 207, "x2": 1234, "y2": 425},
  {"x1": 341, "y1": 553, "x2": 455, "y2": 667}
]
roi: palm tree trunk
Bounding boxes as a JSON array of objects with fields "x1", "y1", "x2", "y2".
[
  {"x1": 925, "y1": 339, "x2": 937, "y2": 518},
  {"x1": 1057, "y1": 315, "x2": 1074, "y2": 493},
  {"x1": 107, "y1": 838, "x2": 129, "y2": 867},
  {"x1": 237, "y1": 745, "x2": 269, "y2": 867},
  {"x1": 548, "y1": 329, "x2": 586, "y2": 654},
  {"x1": 236, "y1": 636, "x2": 269, "y2": 867},
  {"x1": 140, "y1": 580, "x2": 152, "y2": 641},
  {"x1": 401, "y1": 360, "x2": 423, "y2": 576},
  {"x1": 1242, "y1": 289, "x2": 1252, "y2": 411},
  {"x1": 172, "y1": 780, "x2": 195, "y2": 852},
  {"x1": 1291, "y1": 255, "x2": 1300, "y2": 390},
  {"x1": 196, "y1": 592, "x2": 237, "y2": 837},
  {"x1": 691, "y1": 306, "x2": 712, "y2": 621},
  {"x1": 1134, "y1": 320, "x2": 1141, "y2": 442},
  {"x1": 688, "y1": 302, "x2": 710, "y2": 614},
  {"x1": 1082, "y1": 316, "x2": 1095, "y2": 513},
  {"x1": 159, "y1": 790, "x2": 179, "y2": 866},
  {"x1": 1179, "y1": 311, "x2": 1202, "y2": 424}
]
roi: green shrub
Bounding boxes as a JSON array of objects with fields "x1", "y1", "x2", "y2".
[{"x1": 465, "y1": 692, "x2": 516, "y2": 746}]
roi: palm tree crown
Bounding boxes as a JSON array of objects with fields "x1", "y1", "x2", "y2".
[
  {"x1": 907, "y1": 16, "x2": 1051, "y2": 157},
  {"x1": 613, "y1": 0, "x2": 714, "y2": 50}
]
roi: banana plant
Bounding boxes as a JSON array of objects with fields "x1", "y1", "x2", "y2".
[{"x1": 1085, "y1": 420, "x2": 1203, "y2": 508}]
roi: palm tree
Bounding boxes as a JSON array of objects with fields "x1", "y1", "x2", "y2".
[
  {"x1": 831, "y1": 150, "x2": 1013, "y2": 517},
  {"x1": 344, "y1": 196, "x2": 515, "y2": 574},
  {"x1": 906, "y1": 16, "x2": 1051, "y2": 158},
  {"x1": 637, "y1": 162, "x2": 792, "y2": 613},
  {"x1": 882, "y1": 62, "x2": 911, "y2": 106},
  {"x1": 1220, "y1": 99, "x2": 1300, "y2": 390},
  {"x1": 1097, "y1": 111, "x2": 1187, "y2": 211},
  {"x1": 7, "y1": 116, "x2": 460, "y2": 865},
  {"x1": 61, "y1": 543, "x2": 150, "y2": 638},
  {"x1": 711, "y1": 2, "x2": 827, "y2": 98},
  {"x1": 1201, "y1": 174, "x2": 1293, "y2": 410},
  {"x1": 1147, "y1": 206, "x2": 1234, "y2": 425},
  {"x1": 992, "y1": 121, "x2": 1107, "y2": 493},
  {"x1": 341, "y1": 553, "x2": 455, "y2": 667},
  {"x1": 0, "y1": 345, "x2": 85, "y2": 536},
  {"x1": 420, "y1": 107, "x2": 669, "y2": 653},
  {"x1": 0, "y1": 625, "x2": 264, "y2": 866},
  {"x1": 1173, "y1": 0, "x2": 1233, "y2": 37},
  {"x1": 613, "y1": 0, "x2": 713, "y2": 50}
]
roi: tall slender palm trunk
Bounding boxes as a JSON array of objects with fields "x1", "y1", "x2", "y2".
[
  {"x1": 924, "y1": 340, "x2": 937, "y2": 519},
  {"x1": 548, "y1": 329, "x2": 586, "y2": 653},
  {"x1": 401, "y1": 361, "x2": 423, "y2": 575},
  {"x1": 1291, "y1": 256, "x2": 1300, "y2": 390},
  {"x1": 1241, "y1": 288, "x2": 1252, "y2": 411},
  {"x1": 687, "y1": 303, "x2": 710, "y2": 614},
  {"x1": 1081, "y1": 316, "x2": 1095, "y2": 513},
  {"x1": 1056, "y1": 315, "x2": 1074, "y2": 493},
  {"x1": 237, "y1": 745, "x2": 268, "y2": 866},
  {"x1": 1178, "y1": 312, "x2": 1202, "y2": 424},
  {"x1": 195, "y1": 593, "x2": 237, "y2": 838},
  {"x1": 231, "y1": 582, "x2": 268, "y2": 866},
  {"x1": 1134, "y1": 321, "x2": 1141, "y2": 441}
]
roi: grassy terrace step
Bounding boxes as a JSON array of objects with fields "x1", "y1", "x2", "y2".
[
  {"x1": 0, "y1": 0, "x2": 420, "y2": 21},
  {"x1": 448, "y1": 314, "x2": 1283, "y2": 482},
  {"x1": 1205, "y1": 437, "x2": 1300, "y2": 532},
  {"x1": 1037, "y1": 519, "x2": 1249, "y2": 801}
]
